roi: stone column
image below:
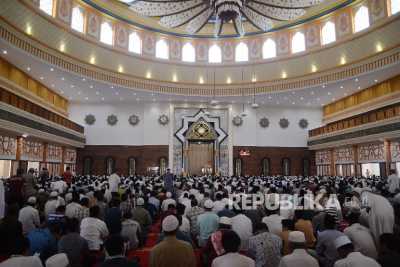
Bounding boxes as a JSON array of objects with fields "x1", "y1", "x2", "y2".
[
  {"x1": 353, "y1": 144, "x2": 359, "y2": 176},
  {"x1": 384, "y1": 140, "x2": 391, "y2": 176}
]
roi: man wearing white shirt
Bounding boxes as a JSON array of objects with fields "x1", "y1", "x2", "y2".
[
  {"x1": 65, "y1": 192, "x2": 83, "y2": 220},
  {"x1": 279, "y1": 231, "x2": 319, "y2": 267},
  {"x1": 334, "y1": 236, "x2": 380, "y2": 267},
  {"x1": 80, "y1": 206, "x2": 109, "y2": 251},
  {"x1": 212, "y1": 230, "x2": 255, "y2": 267},
  {"x1": 162, "y1": 192, "x2": 177, "y2": 212},
  {"x1": 387, "y1": 170, "x2": 400, "y2": 195},
  {"x1": 44, "y1": 191, "x2": 60, "y2": 218},
  {"x1": 262, "y1": 211, "x2": 284, "y2": 236},
  {"x1": 108, "y1": 173, "x2": 121, "y2": 193},
  {"x1": 231, "y1": 210, "x2": 253, "y2": 250},
  {"x1": 18, "y1": 197, "x2": 40, "y2": 235}
]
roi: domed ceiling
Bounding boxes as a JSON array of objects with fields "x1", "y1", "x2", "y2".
[{"x1": 89, "y1": 0, "x2": 351, "y2": 37}]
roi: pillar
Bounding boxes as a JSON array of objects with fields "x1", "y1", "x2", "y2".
[
  {"x1": 384, "y1": 140, "x2": 391, "y2": 176},
  {"x1": 330, "y1": 148, "x2": 336, "y2": 176},
  {"x1": 60, "y1": 146, "x2": 66, "y2": 176},
  {"x1": 353, "y1": 144, "x2": 359, "y2": 177}
]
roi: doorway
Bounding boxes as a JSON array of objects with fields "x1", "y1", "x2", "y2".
[{"x1": 188, "y1": 141, "x2": 214, "y2": 175}]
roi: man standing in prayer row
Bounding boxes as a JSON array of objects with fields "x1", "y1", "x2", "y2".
[{"x1": 163, "y1": 168, "x2": 175, "y2": 194}]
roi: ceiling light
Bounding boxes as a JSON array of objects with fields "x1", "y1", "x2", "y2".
[
  {"x1": 118, "y1": 65, "x2": 124, "y2": 73},
  {"x1": 21, "y1": 133, "x2": 28, "y2": 138},
  {"x1": 226, "y1": 77, "x2": 232, "y2": 84},
  {"x1": 89, "y1": 56, "x2": 95, "y2": 64},
  {"x1": 358, "y1": 86, "x2": 361, "y2": 89},
  {"x1": 376, "y1": 43, "x2": 383, "y2": 52},
  {"x1": 59, "y1": 43, "x2": 65, "y2": 52},
  {"x1": 89, "y1": 85, "x2": 93, "y2": 89},
  {"x1": 251, "y1": 103, "x2": 259, "y2": 109},
  {"x1": 311, "y1": 64, "x2": 317, "y2": 73},
  {"x1": 172, "y1": 74, "x2": 178, "y2": 82},
  {"x1": 26, "y1": 67, "x2": 31, "y2": 71},
  {"x1": 26, "y1": 24, "x2": 32, "y2": 35},
  {"x1": 251, "y1": 76, "x2": 257, "y2": 82},
  {"x1": 61, "y1": 77, "x2": 65, "y2": 81},
  {"x1": 50, "y1": 68, "x2": 54, "y2": 71},
  {"x1": 199, "y1": 76, "x2": 204, "y2": 84},
  {"x1": 340, "y1": 56, "x2": 346, "y2": 65},
  {"x1": 374, "y1": 79, "x2": 378, "y2": 83},
  {"x1": 340, "y1": 86, "x2": 343, "y2": 89},
  {"x1": 82, "y1": 78, "x2": 86, "y2": 81},
  {"x1": 146, "y1": 71, "x2": 152, "y2": 79},
  {"x1": 39, "y1": 76, "x2": 44, "y2": 80},
  {"x1": 355, "y1": 78, "x2": 359, "y2": 82},
  {"x1": 281, "y1": 71, "x2": 287, "y2": 79},
  {"x1": 2, "y1": 50, "x2": 7, "y2": 55},
  {"x1": 110, "y1": 86, "x2": 114, "y2": 89},
  {"x1": 322, "y1": 84, "x2": 326, "y2": 88}
]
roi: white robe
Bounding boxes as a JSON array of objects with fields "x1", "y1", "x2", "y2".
[
  {"x1": 0, "y1": 180, "x2": 4, "y2": 219},
  {"x1": 387, "y1": 174, "x2": 400, "y2": 194},
  {"x1": 361, "y1": 191, "x2": 394, "y2": 243}
]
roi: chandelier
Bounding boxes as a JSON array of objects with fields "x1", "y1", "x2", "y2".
[{"x1": 119, "y1": 0, "x2": 324, "y2": 36}]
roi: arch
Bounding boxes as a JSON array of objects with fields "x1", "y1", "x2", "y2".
[
  {"x1": 291, "y1": 32, "x2": 305, "y2": 53},
  {"x1": 391, "y1": 0, "x2": 400, "y2": 15},
  {"x1": 127, "y1": 157, "x2": 136, "y2": 176},
  {"x1": 128, "y1": 32, "x2": 141, "y2": 54},
  {"x1": 208, "y1": 44, "x2": 222, "y2": 63},
  {"x1": 100, "y1": 21, "x2": 113, "y2": 45},
  {"x1": 321, "y1": 21, "x2": 336, "y2": 45},
  {"x1": 234, "y1": 158, "x2": 242, "y2": 176},
  {"x1": 303, "y1": 158, "x2": 310, "y2": 177},
  {"x1": 82, "y1": 156, "x2": 92, "y2": 175},
  {"x1": 282, "y1": 158, "x2": 291, "y2": 176},
  {"x1": 71, "y1": 6, "x2": 84, "y2": 33},
  {"x1": 354, "y1": 6, "x2": 370, "y2": 32},
  {"x1": 262, "y1": 39, "x2": 276, "y2": 59},
  {"x1": 105, "y1": 156, "x2": 115, "y2": 175},
  {"x1": 235, "y1": 42, "x2": 249, "y2": 62},
  {"x1": 159, "y1": 157, "x2": 168, "y2": 175},
  {"x1": 156, "y1": 39, "x2": 169, "y2": 59},
  {"x1": 262, "y1": 157, "x2": 271, "y2": 176},
  {"x1": 39, "y1": 0, "x2": 53, "y2": 15},
  {"x1": 182, "y1": 43, "x2": 195, "y2": 62}
]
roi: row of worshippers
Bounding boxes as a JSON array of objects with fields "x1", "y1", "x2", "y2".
[{"x1": 1, "y1": 169, "x2": 400, "y2": 266}]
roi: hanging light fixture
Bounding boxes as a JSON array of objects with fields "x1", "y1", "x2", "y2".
[
  {"x1": 210, "y1": 68, "x2": 219, "y2": 106},
  {"x1": 240, "y1": 69, "x2": 247, "y2": 117}
]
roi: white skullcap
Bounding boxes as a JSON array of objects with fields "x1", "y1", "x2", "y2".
[
  {"x1": 27, "y1": 196, "x2": 36, "y2": 204},
  {"x1": 38, "y1": 188, "x2": 45, "y2": 193},
  {"x1": 204, "y1": 199, "x2": 214, "y2": 209},
  {"x1": 162, "y1": 215, "x2": 179, "y2": 232},
  {"x1": 334, "y1": 235, "x2": 352, "y2": 249},
  {"x1": 50, "y1": 191, "x2": 58, "y2": 197},
  {"x1": 288, "y1": 231, "x2": 306, "y2": 243},
  {"x1": 65, "y1": 193, "x2": 72, "y2": 203},
  {"x1": 45, "y1": 253, "x2": 69, "y2": 267},
  {"x1": 137, "y1": 198, "x2": 145, "y2": 206},
  {"x1": 166, "y1": 192, "x2": 172, "y2": 198},
  {"x1": 219, "y1": 216, "x2": 232, "y2": 225}
]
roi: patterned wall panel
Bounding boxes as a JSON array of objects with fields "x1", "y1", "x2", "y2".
[
  {"x1": 21, "y1": 139, "x2": 44, "y2": 161},
  {"x1": 143, "y1": 34, "x2": 155, "y2": 55},
  {"x1": 316, "y1": 150, "x2": 331, "y2": 165},
  {"x1": 56, "y1": 0, "x2": 72, "y2": 24},
  {"x1": 249, "y1": 39, "x2": 261, "y2": 59},
  {"x1": 277, "y1": 33, "x2": 290, "y2": 55},
  {"x1": 358, "y1": 142, "x2": 385, "y2": 163},
  {"x1": 306, "y1": 24, "x2": 320, "y2": 49},
  {"x1": 87, "y1": 12, "x2": 100, "y2": 39},
  {"x1": 196, "y1": 42, "x2": 208, "y2": 62},
  {"x1": 391, "y1": 141, "x2": 400, "y2": 162},
  {"x1": 47, "y1": 144, "x2": 63, "y2": 163},
  {"x1": 222, "y1": 41, "x2": 234, "y2": 62},
  {"x1": 0, "y1": 135, "x2": 17, "y2": 160},
  {"x1": 334, "y1": 146, "x2": 354, "y2": 164},
  {"x1": 115, "y1": 24, "x2": 128, "y2": 49},
  {"x1": 336, "y1": 10, "x2": 352, "y2": 38},
  {"x1": 64, "y1": 148, "x2": 77, "y2": 164},
  {"x1": 170, "y1": 39, "x2": 181, "y2": 60},
  {"x1": 369, "y1": 0, "x2": 386, "y2": 24}
]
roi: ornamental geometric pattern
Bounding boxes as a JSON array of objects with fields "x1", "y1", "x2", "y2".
[
  {"x1": 391, "y1": 141, "x2": 400, "y2": 162},
  {"x1": 120, "y1": 0, "x2": 324, "y2": 36},
  {"x1": 316, "y1": 150, "x2": 331, "y2": 165},
  {"x1": 358, "y1": 143, "x2": 385, "y2": 163},
  {"x1": 279, "y1": 118, "x2": 289, "y2": 129},
  {"x1": 128, "y1": 114, "x2": 140, "y2": 126},
  {"x1": 107, "y1": 114, "x2": 118, "y2": 126},
  {"x1": 334, "y1": 146, "x2": 354, "y2": 164}
]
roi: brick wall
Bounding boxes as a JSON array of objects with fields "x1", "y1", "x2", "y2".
[
  {"x1": 233, "y1": 146, "x2": 316, "y2": 176},
  {"x1": 76, "y1": 145, "x2": 168, "y2": 175}
]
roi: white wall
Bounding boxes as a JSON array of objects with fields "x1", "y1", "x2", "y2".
[
  {"x1": 69, "y1": 102, "x2": 170, "y2": 145},
  {"x1": 231, "y1": 105, "x2": 323, "y2": 147},
  {"x1": 69, "y1": 103, "x2": 322, "y2": 147}
]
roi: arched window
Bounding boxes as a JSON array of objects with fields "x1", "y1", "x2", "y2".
[
  {"x1": 128, "y1": 32, "x2": 141, "y2": 54},
  {"x1": 262, "y1": 158, "x2": 270, "y2": 176},
  {"x1": 105, "y1": 157, "x2": 115, "y2": 175},
  {"x1": 182, "y1": 43, "x2": 195, "y2": 62},
  {"x1": 354, "y1": 6, "x2": 370, "y2": 32},
  {"x1": 71, "y1": 6, "x2": 84, "y2": 33},
  {"x1": 282, "y1": 158, "x2": 291, "y2": 176},
  {"x1": 262, "y1": 39, "x2": 276, "y2": 59},
  {"x1": 83, "y1": 157, "x2": 92, "y2": 175},
  {"x1": 128, "y1": 157, "x2": 136, "y2": 176},
  {"x1": 39, "y1": 0, "x2": 53, "y2": 15},
  {"x1": 159, "y1": 157, "x2": 168, "y2": 175},
  {"x1": 235, "y1": 42, "x2": 249, "y2": 62},
  {"x1": 391, "y1": 0, "x2": 400, "y2": 15},
  {"x1": 234, "y1": 158, "x2": 242, "y2": 176},
  {"x1": 303, "y1": 158, "x2": 310, "y2": 177},
  {"x1": 208, "y1": 44, "x2": 222, "y2": 63},
  {"x1": 291, "y1": 32, "x2": 305, "y2": 53},
  {"x1": 100, "y1": 22, "x2": 113, "y2": 45},
  {"x1": 155, "y1": 39, "x2": 169, "y2": 59},
  {"x1": 321, "y1": 21, "x2": 336, "y2": 45}
]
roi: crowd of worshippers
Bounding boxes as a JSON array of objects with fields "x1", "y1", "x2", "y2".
[{"x1": 1, "y1": 167, "x2": 400, "y2": 267}]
